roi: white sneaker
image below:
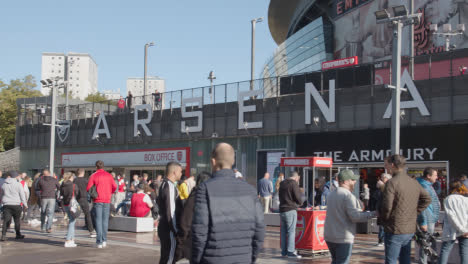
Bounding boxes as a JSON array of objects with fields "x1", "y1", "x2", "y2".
[
  {"x1": 376, "y1": 242, "x2": 384, "y2": 247},
  {"x1": 64, "y1": 241, "x2": 77, "y2": 248},
  {"x1": 95, "y1": 243, "x2": 103, "y2": 249},
  {"x1": 102, "y1": 242, "x2": 107, "y2": 248}
]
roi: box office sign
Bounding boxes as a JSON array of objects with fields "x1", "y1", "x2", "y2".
[{"x1": 62, "y1": 147, "x2": 189, "y2": 167}]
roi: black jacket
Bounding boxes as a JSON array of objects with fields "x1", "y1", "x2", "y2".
[
  {"x1": 74, "y1": 177, "x2": 88, "y2": 201},
  {"x1": 175, "y1": 188, "x2": 196, "y2": 261},
  {"x1": 278, "y1": 178, "x2": 303, "y2": 213},
  {"x1": 157, "y1": 179, "x2": 181, "y2": 234},
  {"x1": 191, "y1": 169, "x2": 265, "y2": 264},
  {"x1": 37, "y1": 176, "x2": 60, "y2": 199},
  {"x1": 60, "y1": 181, "x2": 80, "y2": 206}
]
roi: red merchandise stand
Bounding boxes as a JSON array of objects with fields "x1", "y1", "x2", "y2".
[{"x1": 280, "y1": 157, "x2": 333, "y2": 252}]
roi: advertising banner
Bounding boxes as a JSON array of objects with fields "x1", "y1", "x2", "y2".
[{"x1": 333, "y1": 0, "x2": 468, "y2": 63}]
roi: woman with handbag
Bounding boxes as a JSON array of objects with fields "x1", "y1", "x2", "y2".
[{"x1": 60, "y1": 172, "x2": 81, "y2": 248}]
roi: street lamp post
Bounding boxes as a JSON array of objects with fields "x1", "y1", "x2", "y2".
[
  {"x1": 208, "y1": 71, "x2": 216, "y2": 104},
  {"x1": 41, "y1": 77, "x2": 63, "y2": 175},
  {"x1": 430, "y1": 23, "x2": 465, "y2": 52},
  {"x1": 375, "y1": 5, "x2": 421, "y2": 155},
  {"x1": 64, "y1": 57, "x2": 75, "y2": 120},
  {"x1": 144, "y1": 42, "x2": 155, "y2": 104},
  {"x1": 250, "y1": 17, "x2": 263, "y2": 91},
  {"x1": 409, "y1": 0, "x2": 415, "y2": 79}
]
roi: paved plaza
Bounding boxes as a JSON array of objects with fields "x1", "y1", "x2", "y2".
[{"x1": 0, "y1": 214, "x2": 402, "y2": 264}]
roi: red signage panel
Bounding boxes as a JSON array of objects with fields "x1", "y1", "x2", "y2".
[
  {"x1": 280, "y1": 157, "x2": 333, "y2": 167},
  {"x1": 322, "y1": 56, "x2": 358, "y2": 71},
  {"x1": 294, "y1": 210, "x2": 328, "y2": 251}
]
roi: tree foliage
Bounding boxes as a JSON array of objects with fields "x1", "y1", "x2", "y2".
[
  {"x1": 0, "y1": 75, "x2": 42, "y2": 152},
  {"x1": 85, "y1": 92, "x2": 110, "y2": 103}
]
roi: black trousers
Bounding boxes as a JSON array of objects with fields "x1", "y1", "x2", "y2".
[
  {"x1": 78, "y1": 199, "x2": 94, "y2": 232},
  {"x1": 158, "y1": 225, "x2": 177, "y2": 264},
  {"x1": 2, "y1": 205, "x2": 22, "y2": 236}
]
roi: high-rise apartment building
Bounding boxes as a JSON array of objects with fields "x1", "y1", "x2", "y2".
[
  {"x1": 126, "y1": 76, "x2": 165, "y2": 97},
  {"x1": 41, "y1": 52, "x2": 98, "y2": 100}
]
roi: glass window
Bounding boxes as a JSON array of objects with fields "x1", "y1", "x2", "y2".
[
  {"x1": 58, "y1": 70, "x2": 61, "y2": 73},
  {"x1": 52, "y1": 57, "x2": 54, "y2": 60}
]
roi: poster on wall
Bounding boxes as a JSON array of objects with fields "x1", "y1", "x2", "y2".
[
  {"x1": 267, "y1": 152, "x2": 285, "y2": 190},
  {"x1": 333, "y1": 0, "x2": 468, "y2": 63}
]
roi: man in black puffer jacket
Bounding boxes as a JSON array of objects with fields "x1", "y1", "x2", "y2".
[{"x1": 191, "y1": 143, "x2": 265, "y2": 264}]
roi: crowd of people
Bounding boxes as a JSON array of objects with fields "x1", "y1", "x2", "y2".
[{"x1": 1, "y1": 149, "x2": 467, "y2": 264}]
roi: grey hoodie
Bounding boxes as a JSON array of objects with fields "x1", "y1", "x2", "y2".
[{"x1": 1, "y1": 178, "x2": 27, "y2": 206}]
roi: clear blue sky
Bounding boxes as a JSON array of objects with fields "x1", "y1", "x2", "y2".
[{"x1": 0, "y1": 0, "x2": 277, "y2": 95}]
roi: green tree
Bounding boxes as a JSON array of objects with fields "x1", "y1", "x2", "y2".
[
  {"x1": 85, "y1": 92, "x2": 110, "y2": 103},
  {"x1": 0, "y1": 75, "x2": 42, "y2": 151}
]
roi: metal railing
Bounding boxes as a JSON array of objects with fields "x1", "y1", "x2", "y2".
[{"x1": 16, "y1": 48, "x2": 468, "y2": 126}]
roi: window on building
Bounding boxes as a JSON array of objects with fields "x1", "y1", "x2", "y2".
[
  {"x1": 52, "y1": 57, "x2": 54, "y2": 60},
  {"x1": 59, "y1": 57, "x2": 62, "y2": 60},
  {"x1": 58, "y1": 64, "x2": 61, "y2": 66},
  {"x1": 76, "y1": 84, "x2": 79, "y2": 87},
  {"x1": 70, "y1": 77, "x2": 72, "y2": 80},
  {"x1": 77, "y1": 58, "x2": 80, "y2": 60},
  {"x1": 70, "y1": 71, "x2": 72, "y2": 73},
  {"x1": 51, "y1": 70, "x2": 54, "y2": 73},
  {"x1": 58, "y1": 70, "x2": 61, "y2": 73},
  {"x1": 76, "y1": 77, "x2": 79, "y2": 80}
]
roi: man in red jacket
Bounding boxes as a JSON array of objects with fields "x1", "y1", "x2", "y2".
[{"x1": 87, "y1": 160, "x2": 117, "y2": 248}]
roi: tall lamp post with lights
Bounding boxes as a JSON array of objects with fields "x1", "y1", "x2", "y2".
[
  {"x1": 375, "y1": 5, "x2": 421, "y2": 155},
  {"x1": 250, "y1": 17, "x2": 263, "y2": 91},
  {"x1": 208, "y1": 71, "x2": 216, "y2": 104},
  {"x1": 144, "y1": 42, "x2": 155, "y2": 104},
  {"x1": 430, "y1": 23, "x2": 465, "y2": 52},
  {"x1": 40, "y1": 77, "x2": 64, "y2": 174}
]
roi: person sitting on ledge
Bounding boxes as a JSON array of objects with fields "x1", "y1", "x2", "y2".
[{"x1": 129, "y1": 184, "x2": 153, "y2": 217}]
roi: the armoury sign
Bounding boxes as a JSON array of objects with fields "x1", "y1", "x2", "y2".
[
  {"x1": 90, "y1": 69, "x2": 430, "y2": 140},
  {"x1": 312, "y1": 147, "x2": 437, "y2": 162}
]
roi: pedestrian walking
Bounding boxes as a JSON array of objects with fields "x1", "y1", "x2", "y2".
[
  {"x1": 26, "y1": 173, "x2": 41, "y2": 221},
  {"x1": 175, "y1": 171, "x2": 211, "y2": 262},
  {"x1": 37, "y1": 169, "x2": 60, "y2": 233},
  {"x1": 278, "y1": 171, "x2": 303, "y2": 259},
  {"x1": 191, "y1": 143, "x2": 265, "y2": 264},
  {"x1": 258, "y1": 172, "x2": 273, "y2": 213},
  {"x1": 60, "y1": 172, "x2": 80, "y2": 248},
  {"x1": 74, "y1": 168, "x2": 95, "y2": 237},
  {"x1": 87, "y1": 160, "x2": 117, "y2": 248},
  {"x1": 375, "y1": 173, "x2": 392, "y2": 246},
  {"x1": 324, "y1": 169, "x2": 377, "y2": 264},
  {"x1": 1, "y1": 171, "x2": 27, "y2": 241},
  {"x1": 438, "y1": 180, "x2": 468, "y2": 264},
  {"x1": 417, "y1": 167, "x2": 440, "y2": 264},
  {"x1": 157, "y1": 162, "x2": 183, "y2": 264},
  {"x1": 380, "y1": 155, "x2": 431, "y2": 264}
]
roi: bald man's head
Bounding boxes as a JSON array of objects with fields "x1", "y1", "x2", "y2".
[{"x1": 211, "y1": 143, "x2": 235, "y2": 171}]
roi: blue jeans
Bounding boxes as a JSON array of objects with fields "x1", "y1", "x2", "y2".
[
  {"x1": 40, "y1": 198, "x2": 56, "y2": 231},
  {"x1": 384, "y1": 232, "x2": 414, "y2": 264},
  {"x1": 93, "y1": 203, "x2": 110, "y2": 244},
  {"x1": 378, "y1": 226, "x2": 385, "y2": 243},
  {"x1": 64, "y1": 206, "x2": 76, "y2": 241},
  {"x1": 326, "y1": 241, "x2": 353, "y2": 264},
  {"x1": 280, "y1": 210, "x2": 297, "y2": 256},
  {"x1": 438, "y1": 237, "x2": 468, "y2": 264},
  {"x1": 418, "y1": 222, "x2": 435, "y2": 264}
]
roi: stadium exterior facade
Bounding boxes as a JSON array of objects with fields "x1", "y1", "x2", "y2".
[{"x1": 15, "y1": 0, "x2": 468, "y2": 197}]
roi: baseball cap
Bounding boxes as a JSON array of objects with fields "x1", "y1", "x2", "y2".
[{"x1": 338, "y1": 169, "x2": 359, "y2": 182}]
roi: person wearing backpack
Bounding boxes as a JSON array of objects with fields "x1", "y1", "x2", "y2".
[
  {"x1": 60, "y1": 172, "x2": 80, "y2": 247},
  {"x1": 87, "y1": 160, "x2": 117, "y2": 249}
]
